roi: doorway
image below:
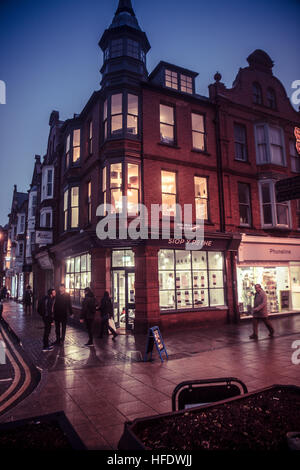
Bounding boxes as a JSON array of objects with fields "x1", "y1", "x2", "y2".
[{"x1": 112, "y1": 269, "x2": 135, "y2": 330}]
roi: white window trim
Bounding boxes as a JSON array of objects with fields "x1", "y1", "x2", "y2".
[
  {"x1": 17, "y1": 214, "x2": 25, "y2": 235},
  {"x1": 255, "y1": 123, "x2": 286, "y2": 166},
  {"x1": 41, "y1": 166, "x2": 54, "y2": 201},
  {"x1": 40, "y1": 207, "x2": 53, "y2": 228},
  {"x1": 258, "y1": 179, "x2": 291, "y2": 228}
]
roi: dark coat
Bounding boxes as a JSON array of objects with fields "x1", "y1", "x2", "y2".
[
  {"x1": 37, "y1": 295, "x2": 55, "y2": 321},
  {"x1": 253, "y1": 289, "x2": 268, "y2": 318},
  {"x1": 99, "y1": 296, "x2": 113, "y2": 320},
  {"x1": 54, "y1": 293, "x2": 73, "y2": 320},
  {"x1": 81, "y1": 293, "x2": 97, "y2": 320}
]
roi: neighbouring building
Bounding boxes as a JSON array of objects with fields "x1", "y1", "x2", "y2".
[{"x1": 3, "y1": 0, "x2": 300, "y2": 331}]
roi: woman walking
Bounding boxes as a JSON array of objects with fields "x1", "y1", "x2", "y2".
[
  {"x1": 98, "y1": 291, "x2": 118, "y2": 339},
  {"x1": 80, "y1": 287, "x2": 97, "y2": 346}
]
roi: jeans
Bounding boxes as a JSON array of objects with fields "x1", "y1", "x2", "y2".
[
  {"x1": 55, "y1": 318, "x2": 67, "y2": 343},
  {"x1": 43, "y1": 318, "x2": 52, "y2": 348}
]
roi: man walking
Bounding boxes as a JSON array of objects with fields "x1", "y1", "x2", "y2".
[
  {"x1": 38, "y1": 288, "x2": 56, "y2": 352},
  {"x1": 250, "y1": 284, "x2": 274, "y2": 340},
  {"x1": 53, "y1": 284, "x2": 73, "y2": 345},
  {"x1": 80, "y1": 287, "x2": 97, "y2": 346}
]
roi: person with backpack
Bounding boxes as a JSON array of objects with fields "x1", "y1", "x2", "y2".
[
  {"x1": 80, "y1": 287, "x2": 97, "y2": 346},
  {"x1": 98, "y1": 291, "x2": 118, "y2": 339},
  {"x1": 37, "y1": 288, "x2": 56, "y2": 352}
]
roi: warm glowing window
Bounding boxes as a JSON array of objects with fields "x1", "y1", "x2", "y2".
[
  {"x1": 71, "y1": 187, "x2": 79, "y2": 228},
  {"x1": 160, "y1": 104, "x2": 175, "y2": 145},
  {"x1": 66, "y1": 134, "x2": 70, "y2": 167},
  {"x1": 165, "y1": 70, "x2": 178, "y2": 90},
  {"x1": 180, "y1": 74, "x2": 193, "y2": 94},
  {"x1": 111, "y1": 94, "x2": 123, "y2": 135},
  {"x1": 72, "y1": 129, "x2": 81, "y2": 164},
  {"x1": 161, "y1": 170, "x2": 176, "y2": 217},
  {"x1": 65, "y1": 253, "x2": 91, "y2": 306},
  {"x1": 110, "y1": 163, "x2": 123, "y2": 213},
  {"x1": 127, "y1": 94, "x2": 138, "y2": 135},
  {"x1": 64, "y1": 189, "x2": 68, "y2": 231},
  {"x1": 194, "y1": 177, "x2": 208, "y2": 220},
  {"x1": 87, "y1": 181, "x2": 92, "y2": 224},
  {"x1": 102, "y1": 167, "x2": 107, "y2": 213},
  {"x1": 127, "y1": 163, "x2": 139, "y2": 215},
  {"x1": 192, "y1": 113, "x2": 205, "y2": 151},
  {"x1": 103, "y1": 99, "x2": 108, "y2": 139}
]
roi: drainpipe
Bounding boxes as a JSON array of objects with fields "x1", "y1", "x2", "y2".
[{"x1": 214, "y1": 95, "x2": 225, "y2": 233}]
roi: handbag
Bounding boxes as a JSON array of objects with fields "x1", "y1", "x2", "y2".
[{"x1": 108, "y1": 317, "x2": 116, "y2": 331}]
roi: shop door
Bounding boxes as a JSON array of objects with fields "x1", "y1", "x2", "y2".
[{"x1": 112, "y1": 269, "x2": 135, "y2": 330}]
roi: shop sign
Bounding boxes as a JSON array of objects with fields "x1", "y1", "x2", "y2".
[
  {"x1": 35, "y1": 230, "x2": 53, "y2": 245},
  {"x1": 275, "y1": 175, "x2": 300, "y2": 202},
  {"x1": 239, "y1": 242, "x2": 300, "y2": 262},
  {"x1": 37, "y1": 254, "x2": 53, "y2": 270},
  {"x1": 155, "y1": 237, "x2": 229, "y2": 251}
]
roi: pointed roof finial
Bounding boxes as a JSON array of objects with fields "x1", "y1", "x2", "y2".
[{"x1": 115, "y1": 0, "x2": 135, "y2": 16}]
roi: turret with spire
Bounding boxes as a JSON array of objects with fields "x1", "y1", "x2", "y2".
[{"x1": 99, "y1": 0, "x2": 150, "y2": 89}]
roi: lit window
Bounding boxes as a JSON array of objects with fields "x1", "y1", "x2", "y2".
[
  {"x1": 66, "y1": 134, "x2": 70, "y2": 167},
  {"x1": 127, "y1": 94, "x2": 138, "y2": 135},
  {"x1": 111, "y1": 94, "x2": 123, "y2": 135},
  {"x1": 72, "y1": 129, "x2": 81, "y2": 164},
  {"x1": 102, "y1": 167, "x2": 107, "y2": 213},
  {"x1": 161, "y1": 170, "x2": 176, "y2": 217},
  {"x1": 238, "y1": 183, "x2": 251, "y2": 226},
  {"x1": 165, "y1": 70, "x2": 178, "y2": 90},
  {"x1": 194, "y1": 177, "x2": 208, "y2": 220},
  {"x1": 127, "y1": 163, "x2": 139, "y2": 215},
  {"x1": 71, "y1": 187, "x2": 79, "y2": 228},
  {"x1": 110, "y1": 163, "x2": 123, "y2": 213},
  {"x1": 158, "y1": 250, "x2": 225, "y2": 311},
  {"x1": 64, "y1": 189, "x2": 68, "y2": 231},
  {"x1": 87, "y1": 181, "x2": 92, "y2": 224},
  {"x1": 192, "y1": 113, "x2": 205, "y2": 151},
  {"x1": 103, "y1": 99, "x2": 108, "y2": 139},
  {"x1": 234, "y1": 124, "x2": 247, "y2": 161},
  {"x1": 160, "y1": 104, "x2": 175, "y2": 144},
  {"x1": 65, "y1": 253, "x2": 91, "y2": 306},
  {"x1": 180, "y1": 74, "x2": 193, "y2": 94}
]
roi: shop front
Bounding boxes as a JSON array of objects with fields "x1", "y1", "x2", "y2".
[{"x1": 237, "y1": 235, "x2": 300, "y2": 317}]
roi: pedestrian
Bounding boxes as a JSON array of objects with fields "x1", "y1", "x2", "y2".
[
  {"x1": 249, "y1": 284, "x2": 274, "y2": 340},
  {"x1": 98, "y1": 291, "x2": 118, "y2": 339},
  {"x1": 0, "y1": 286, "x2": 7, "y2": 301},
  {"x1": 80, "y1": 287, "x2": 97, "y2": 346},
  {"x1": 38, "y1": 288, "x2": 56, "y2": 352},
  {"x1": 24, "y1": 285, "x2": 33, "y2": 315},
  {"x1": 53, "y1": 284, "x2": 73, "y2": 345}
]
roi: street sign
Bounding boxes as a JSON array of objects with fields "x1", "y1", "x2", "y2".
[{"x1": 275, "y1": 175, "x2": 300, "y2": 202}]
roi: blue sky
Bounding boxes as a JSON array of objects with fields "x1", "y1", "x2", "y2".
[{"x1": 0, "y1": 0, "x2": 300, "y2": 225}]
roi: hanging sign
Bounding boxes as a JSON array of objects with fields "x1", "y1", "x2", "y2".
[{"x1": 144, "y1": 326, "x2": 168, "y2": 363}]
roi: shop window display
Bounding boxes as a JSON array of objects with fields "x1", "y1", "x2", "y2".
[
  {"x1": 65, "y1": 253, "x2": 91, "y2": 306},
  {"x1": 237, "y1": 266, "x2": 293, "y2": 315},
  {"x1": 159, "y1": 249, "x2": 225, "y2": 311}
]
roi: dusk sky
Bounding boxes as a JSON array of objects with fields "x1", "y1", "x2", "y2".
[{"x1": 0, "y1": 0, "x2": 300, "y2": 226}]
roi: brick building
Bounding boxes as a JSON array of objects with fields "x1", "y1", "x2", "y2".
[{"x1": 5, "y1": 0, "x2": 300, "y2": 331}]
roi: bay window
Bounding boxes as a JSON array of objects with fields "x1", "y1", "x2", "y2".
[
  {"x1": 71, "y1": 187, "x2": 79, "y2": 228},
  {"x1": 65, "y1": 129, "x2": 81, "y2": 167},
  {"x1": 42, "y1": 167, "x2": 54, "y2": 200},
  {"x1": 110, "y1": 163, "x2": 123, "y2": 213},
  {"x1": 63, "y1": 189, "x2": 68, "y2": 231},
  {"x1": 102, "y1": 162, "x2": 140, "y2": 214},
  {"x1": 158, "y1": 250, "x2": 225, "y2": 311},
  {"x1": 87, "y1": 181, "x2": 92, "y2": 224},
  {"x1": 103, "y1": 92, "x2": 139, "y2": 139},
  {"x1": 259, "y1": 180, "x2": 291, "y2": 228},
  {"x1": 161, "y1": 170, "x2": 176, "y2": 217}
]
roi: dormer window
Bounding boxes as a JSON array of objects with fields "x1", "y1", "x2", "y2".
[
  {"x1": 165, "y1": 70, "x2": 178, "y2": 90},
  {"x1": 267, "y1": 88, "x2": 276, "y2": 109},
  {"x1": 180, "y1": 74, "x2": 193, "y2": 94},
  {"x1": 253, "y1": 82, "x2": 262, "y2": 105}
]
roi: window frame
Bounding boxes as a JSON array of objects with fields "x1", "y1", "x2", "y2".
[
  {"x1": 65, "y1": 129, "x2": 81, "y2": 168},
  {"x1": 234, "y1": 122, "x2": 248, "y2": 162},
  {"x1": 238, "y1": 182, "x2": 252, "y2": 227},
  {"x1": 259, "y1": 179, "x2": 291, "y2": 228},
  {"x1": 191, "y1": 112, "x2": 206, "y2": 152},
  {"x1": 161, "y1": 170, "x2": 177, "y2": 217},
  {"x1": 290, "y1": 139, "x2": 300, "y2": 173},
  {"x1": 160, "y1": 103, "x2": 176, "y2": 145},
  {"x1": 255, "y1": 123, "x2": 286, "y2": 166},
  {"x1": 194, "y1": 176, "x2": 209, "y2": 222},
  {"x1": 253, "y1": 82, "x2": 263, "y2": 105},
  {"x1": 103, "y1": 92, "x2": 140, "y2": 140},
  {"x1": 102, "y1": 162, "x2": 140, "y2": 215}
]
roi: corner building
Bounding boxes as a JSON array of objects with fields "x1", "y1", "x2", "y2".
[{"x1": 32, "y1": 0, "x2": 300, "y2": 332}]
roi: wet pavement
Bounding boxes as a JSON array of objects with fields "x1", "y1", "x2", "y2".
[{"x1": 0, "y1": 300, "x2": 300, "y2": 450}]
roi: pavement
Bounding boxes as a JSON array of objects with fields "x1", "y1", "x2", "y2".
[{"x1": 0, "y1": 300, "x2": 300, "y2": 450}]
